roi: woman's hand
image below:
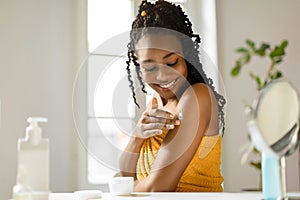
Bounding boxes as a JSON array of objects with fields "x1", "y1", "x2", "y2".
[{"x1": 133, "y1": 97, "x2": 180, "y2": 139}]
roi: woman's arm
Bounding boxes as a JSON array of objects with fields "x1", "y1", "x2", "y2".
[
  {"x1": 134, "y1": 83, "x2": 219, "y2": 191},
  {"x1": 118, "y1": 136, "x2": 144, "y2": 179},
  {"x1": 118, "y1": 97, "x2": 179, "y2": 179}
]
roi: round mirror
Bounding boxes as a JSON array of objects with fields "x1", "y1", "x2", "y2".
[{"x1": 254, "y1": 80, "x2": 300, "y2": 156}]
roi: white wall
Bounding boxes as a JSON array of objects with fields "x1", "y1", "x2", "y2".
[
  {"x1": 216, "y1": 0, "x2": 300, "y2": 192},
  {"x1": 0, "y1": 0, "x2": 88, "y2": 199}
]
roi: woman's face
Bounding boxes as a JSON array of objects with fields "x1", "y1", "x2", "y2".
[{"x1": 136, "y1": 33, "x2": 188, "y2": 101}]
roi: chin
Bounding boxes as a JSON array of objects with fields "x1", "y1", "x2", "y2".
[{"x1": 157, "y1": 89, "x2": 179, "y2": 100}]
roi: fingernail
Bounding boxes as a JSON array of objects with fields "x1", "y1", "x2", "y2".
[
  {"x1": 174, "y1": 120, "x2": 181, "y2": 125},
  {"x1": 167, "y1": 124, "x2": 174, "y2": 129}
]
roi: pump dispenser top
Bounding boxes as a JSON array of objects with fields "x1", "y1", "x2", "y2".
[{"x1": 25, "y1": 117, "x2": 48, "y2": 145}]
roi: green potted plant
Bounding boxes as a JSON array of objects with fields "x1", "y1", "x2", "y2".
[{"x1": 230, "y1": 38, "x2": 288, "y2": 190}]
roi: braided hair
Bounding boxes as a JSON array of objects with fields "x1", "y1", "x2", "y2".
[{"x1": 126, "y1": 0, "x2": 226, "y2": 135}]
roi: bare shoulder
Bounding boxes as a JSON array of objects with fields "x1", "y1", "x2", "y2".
[
  {"x1": 180, "y1": 83, "x2": 215, "y2": 106},
  {"x1": 179, "y1": 83, "x2": 219, "y2": 135}
]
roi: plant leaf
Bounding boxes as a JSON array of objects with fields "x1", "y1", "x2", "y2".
[
  {"x1": 249, "y1": 72, "x2": 263, "y2": 90},
  {"x1": 270, "y1": 41, "x2": 287, "y2": 59},
  {"x1": 236, "y1": 47, "x2": 249, "y2": 53},
  {"x1": 255, "y1": 43, "x2": 270, "y2": 56},
  {"x1": 270, "y1": 47, "x2": 282, "y2": 58},
  {"x1": 252, "y1": 147, "x2": 261, "y2": 154},
  {"x1": 238, "y1": 53, "x2": 250, "y2": 65},
  {"x1": 281, "y1": 40, "x2": 288, "y2": 49},
  {"x1": 255, "y1": 50, "x2": 265, "y2": 56},
  {"x1": 249, "y1": 72, "x2": 256, "y2": 79},
  {"x1": 250, "y1": 161, "x2": 262, "y2": 170},
  {"x1": 274, "y1": 58, "x2": 283, "y2": 64},
  {"x1": 231, "y1": 65, "x2": 241, "y2": 77},
  {"x1": 271, "y1": 70, "x2": 283, "y2": 80},
  {"x1": 246, "y1": 39, "x2": 255, "y2": 51},
  {"x1": 261, "y1": 43, "x2": 271, "y2": 50}
]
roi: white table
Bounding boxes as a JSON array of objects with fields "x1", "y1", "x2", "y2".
[{"x1": 49, "y1": 192, "x2": 300, "y2": 200}]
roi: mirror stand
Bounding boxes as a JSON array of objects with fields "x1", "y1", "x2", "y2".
[{"x1": 280, "y1": 157, "x2": 287, "y2": 200}]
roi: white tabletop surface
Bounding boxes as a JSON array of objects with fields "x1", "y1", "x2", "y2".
[{"x1": 49, "y1": 192, "x2": 300, "y2": 200}]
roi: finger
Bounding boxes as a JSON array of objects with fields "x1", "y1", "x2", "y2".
[
  {"x1": 143, "y1": 115, "x2": 177, "y2": 124},
  {"x1": 149, "y1": 108, "x2": 174, "y2": 119},
  {"x1": 142, "y1": 122, "x2": 175, "y2": 130},
  {"x1": 143, "y1": 129, "x2": 163, "y2": 137}
]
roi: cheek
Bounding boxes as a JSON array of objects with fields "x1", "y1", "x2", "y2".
[
  {"x1": 141, "y1": 72, "x2": 154, "y2": 83},
  {"x1": 176, "y1": 63, "x2": 188, "y2": 78}
]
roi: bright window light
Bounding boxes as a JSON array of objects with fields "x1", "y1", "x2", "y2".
[
  {"x1": 87, "y1": 0, "x2": 133, "y2": 184},
  {"x1": 88, "y1": 0, "x2": 132, "y2": 52}
]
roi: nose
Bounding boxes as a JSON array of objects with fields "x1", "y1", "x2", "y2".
[{"x1": 156, "y1": 66, "x2": 171, "y2": 82}]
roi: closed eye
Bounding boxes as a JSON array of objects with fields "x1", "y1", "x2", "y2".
[
  {"x1": 166, "y1": 58, "x2": 178, "y2": 67},
  {"x1": 142, "y1": 65, "x2": 158, "y2": 72}
]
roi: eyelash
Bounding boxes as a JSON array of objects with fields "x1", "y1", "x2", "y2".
[
  {"x1": 166, "y1": 58, "x2": 178, "y2": 67},
  {"x1": 143, "y1": 66, "x2": 157, "y2": 72},
  {"x1": 141, "y1": 58, "x2": 179, "y2": 72}
]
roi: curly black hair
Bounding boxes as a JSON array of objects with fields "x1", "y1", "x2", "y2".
[{"x1": 126, "y1": 0, "x2": 226, "y2": 135}]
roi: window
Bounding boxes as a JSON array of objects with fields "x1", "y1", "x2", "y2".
[
  {"x1": 88, "y1": 0, "x2": 133, "y2": 52},
  {"x1": 87, "y1": 0, "x2": 134, "y2": 184}
]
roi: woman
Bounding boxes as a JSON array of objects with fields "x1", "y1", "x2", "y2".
[{"x1": 118, "y1": 0, "x2": 226, "y2": 192}]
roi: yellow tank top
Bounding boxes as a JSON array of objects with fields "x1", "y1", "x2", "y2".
[{"x1": 136, "y1": 130, "x2": 224, "y2": 192}]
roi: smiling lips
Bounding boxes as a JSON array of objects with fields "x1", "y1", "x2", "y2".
[{"x1": 157, "y1": 78, "x2": 178, "y2": 90}]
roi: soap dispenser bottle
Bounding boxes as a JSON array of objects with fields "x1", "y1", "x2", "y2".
[{"x1": 14, "y1": 117, "x2": 50, "y2": 200}]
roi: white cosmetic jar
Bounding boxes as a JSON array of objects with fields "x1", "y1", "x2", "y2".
[{"x1": 109, "y1": 177, "x2": 134, "y2": 195}]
